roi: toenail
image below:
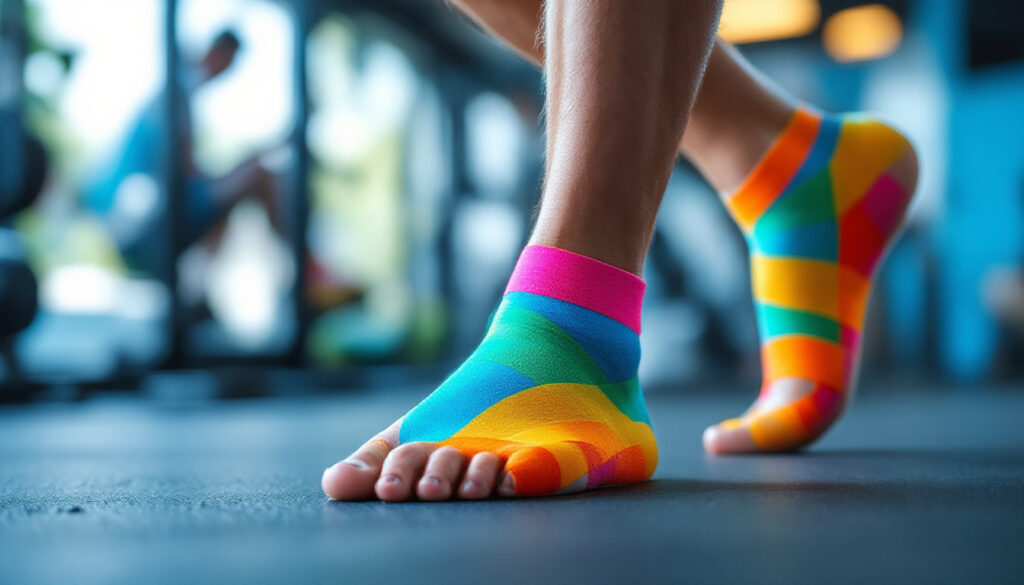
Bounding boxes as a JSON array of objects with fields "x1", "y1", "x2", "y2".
[
  {"x1": 462, "y1": 479, "x2": 479, "y2": 491},
  {"x1": 500, "y1": 474, "x2": 515, "y2": 491},
  {"x1": 342, "y1": 458, "x2": 369, "y2": 471},
  {"x1": 382, "y1": 475, "x2": 401, "y2": 484},
  {"x1": 422, "y1": 476, "x2": 441, "y2": 487}
]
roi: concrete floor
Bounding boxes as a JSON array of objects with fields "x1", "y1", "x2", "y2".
[{"x1": 1, "y1": 385, "x2": 1023, "y2": 585}]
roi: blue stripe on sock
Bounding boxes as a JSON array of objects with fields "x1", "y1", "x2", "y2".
[
  {"x1": 399, "y1": 360, "x2": 535, "y2": 443},
  {"x1": 787, "y1": 115, "x2": 841, "y2": 190},
  {"x1": 752, "y1": 220, "x2": 838, "y2": 261}
]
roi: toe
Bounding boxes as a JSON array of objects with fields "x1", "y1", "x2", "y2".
[
  {"x1": 702, "y1": 419, "x2": 757, "y2": 455},
  {"x1": 496, "y1": 471, "x2": 516, "y2": 497},
  {"x1": 375, "y1": 442, "x2": 435, "y2": 501},
  {"x1": 458, "y1": 452, "x2": 503, "y2": 499},
  {"x1": 417, "y1": 447, "x2": 466, "y2": 501},
  {"x1": 499, "y1": 446, "x2": 561, "y2": 497},
  {"x1": 322, "y1": 437, "x2": 392, "y2": 501}
]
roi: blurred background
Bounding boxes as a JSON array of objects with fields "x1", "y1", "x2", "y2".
[{"x1": 0, "y1": 0, "x2": 1022, "y2": 402}]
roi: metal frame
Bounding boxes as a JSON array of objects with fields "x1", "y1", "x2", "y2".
[
  {"x1": 0, "y1": 0, "x2": 26, "y2": 110},
  {"x1": 1, "y1": 0, "x2": 539, "y2": 398},
  {"x1": 286, "y1": 0, "x2": 311, "y2": 365},
  {"x1": 162, "y1": 0, "x2": 185, "y2": 368}
]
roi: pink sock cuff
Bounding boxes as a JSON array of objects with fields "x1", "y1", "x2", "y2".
[{"x1": 505, "y1": 245, "x2": 645, "y2": 334}]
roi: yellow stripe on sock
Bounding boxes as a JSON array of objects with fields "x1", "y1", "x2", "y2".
[
  {"x1": 830, "y1": 119, "x2": 909, "y2": 214},
  {"x1": 752, "y1": 255, "x2": 839, "y2": 319},
  {"x1": 449, "y1": 383, "x2": 658, "y2": 488}
]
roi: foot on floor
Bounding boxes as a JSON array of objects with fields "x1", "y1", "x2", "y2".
[
  {"x1": 704, "y1": 108, "x2": 918, "y2": 454},
  {"x1": 323, "y1": 245, "x2": 658, "y2": 500}
]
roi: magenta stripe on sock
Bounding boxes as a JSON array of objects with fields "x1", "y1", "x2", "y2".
[
  {"x1": 505, "y1": 245, "x2": 645, "y2": 334},
  {"x1": 863, "y1": 173, "x2": 907, "y2": 236}
]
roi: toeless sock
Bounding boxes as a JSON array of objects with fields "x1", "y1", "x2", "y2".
[
  {"x1": 399, "y1": 245, "x2": 657, "y2": 496},
  {"x1": 705, "y1": 107, "x2": 918, "y2": 453}
]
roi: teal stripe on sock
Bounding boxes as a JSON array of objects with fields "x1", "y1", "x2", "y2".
[
  {"x1": 752, "y1": 169, "x2": 838, "y2": 261},
  {"x1": 757, "y1": 302, "x2": 841, "y2": 342},
  {"x1": 599, "y1": 379, "x2": 653, "y2": 425}
]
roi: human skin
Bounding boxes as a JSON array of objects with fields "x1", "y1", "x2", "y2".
[
  {"x1": 321, "y1": 0, "x2": 723, "y2": 501},
  {"x1": 447, "y1": 0, "x2": 796, "y2": 194}
]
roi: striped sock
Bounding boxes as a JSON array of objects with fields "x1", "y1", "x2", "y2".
[
  {"x1": 704, "y1": 108, "x2": 918, "y2": 454},
  {"x1": 398, "y1": 245, "x2": 657, "y2": 496}
]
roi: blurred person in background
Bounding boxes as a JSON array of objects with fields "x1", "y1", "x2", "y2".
[
  {"x1": 985, "y1": 268, "x2": 1024, "y2": 340},
  {"x1": 83, "y1": 29, "x2": 282, "y2": 273},
  {"x1": 984, "y1": 183, "x2": 1024, "y2": 371},
  {"x1": 986, "y1": 271, "x2": 1024, "y2": 330},
  {"x1": 322, "y1": 1, "x2": 919, "y2": 502}
]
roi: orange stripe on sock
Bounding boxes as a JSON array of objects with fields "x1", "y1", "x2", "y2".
[
  {"x1": 607, "y1": 445, "x2": 649, "y2": 485},
  {"x1": 791, "y1": 393, "x2": 823, "y2": 431},
  {"x1": 571, "y1": 440, "x2": 605, "y2": 471},
  {"x1": 763, "y1": 335, "x2": 845, "y2": 388},
  {"x1": 439, "y1": 436, "x2": 519, "y2": 459},
  {"x1": 837, "y1": 265, "x2": 871, "y2": 329},
  {"x1": 748, "y1": 405, "x2": 808, "y2": 449},
  {"x1": 505, "y1": 446, "x2": 562, "y2": 496},
  {"x1": 726, "y1": 109, "x2": 822, "y2": 231}
]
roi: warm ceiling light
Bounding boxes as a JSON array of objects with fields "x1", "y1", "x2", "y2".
[
  {"x1": 718, "y1": 0, "x2": 821, "y2": 44},
  {"x1": 823, "y1": 4, "x2": 903, "y2": 63}
]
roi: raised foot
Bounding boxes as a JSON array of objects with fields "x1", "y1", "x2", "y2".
[{"x1": 706, "y1": 110, "x2": 919, "y2": 455}]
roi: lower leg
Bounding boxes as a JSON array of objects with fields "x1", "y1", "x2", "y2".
[
  {"x1": 322, "y1": 0, "x2": 721, "y2": 501},
  {"x1": 452, "y1": 0, "x2": 922, "y2": 454},
  {"x1": 533, "y1": 0, "x2": 720, "y2": 274},
  {"x1": 676, "y1": 41, "x2": 794, "y2": 192},
  {"x1": 449, "y1": 0, "x2": 790, "y2": 192}
]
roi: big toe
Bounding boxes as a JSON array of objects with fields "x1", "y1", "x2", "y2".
[
  {"x1": 322, "y1": 459, "x2": 379, "y2": 501},
  {"x1": 702, "y1": 419, "x2": 758, "y2": 455},
  {"x1": 322, "y1": 432, "x2": 395, "y2": 501}
]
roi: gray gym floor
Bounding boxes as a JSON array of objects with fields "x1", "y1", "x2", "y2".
[{"x1": 1, "y1": 384, "x2": 1023, "y2": 585}]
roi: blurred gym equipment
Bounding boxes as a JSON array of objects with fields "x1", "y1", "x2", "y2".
[
  {"x1": 0, "y1": 108, "x2": 47, "y2": 396},
  {"x1": 0, "y1": 110, "x2": 47, "y2": 218},
  {"x1": 0, "y1": 229, "x2": 38, "y2": 338}
]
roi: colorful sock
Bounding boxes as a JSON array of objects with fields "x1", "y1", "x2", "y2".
[
  {"x1": 399, "y1": 245, "x2": 657, "y2": 496},
  {"x1": 704, "y1": 108, "x2": 918, "y2": 453}
]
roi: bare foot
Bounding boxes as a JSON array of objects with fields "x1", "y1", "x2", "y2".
[{"x1": 323, "y1": 247, "x2": 658, "y2": 500}]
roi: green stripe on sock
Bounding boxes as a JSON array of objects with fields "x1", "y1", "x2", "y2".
[
  {"x1": 478, "y1": 303, "x2": 609, "y2": 385},
  {"x1": 598, "y1": 379, "x2": 652, "y2": 425},
  {"x1": 755, "y1": 169, "x2": 836, "y2": 233}
]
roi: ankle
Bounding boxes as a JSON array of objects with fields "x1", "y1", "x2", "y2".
[
  {"x1": 685, "y1": 99, "x2": 798, "y2": 195},
  {"x1": 532, "y1": 168, "x2": 667, "y2": 276},
  {"x1": 527, "y1": 233, "x2": 647, "y2": 277}
]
